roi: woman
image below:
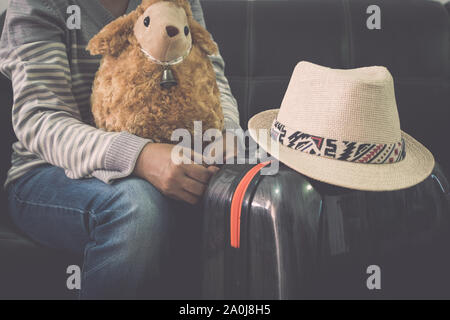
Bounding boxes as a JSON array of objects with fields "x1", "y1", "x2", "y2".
[{"x1": 0, "y1": 0, "x2": 240, "y2": 299}]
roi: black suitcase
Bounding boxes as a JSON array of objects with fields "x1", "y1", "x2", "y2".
[{"x1": 201, "y1": 162, "x2": 450, "y2": 299}]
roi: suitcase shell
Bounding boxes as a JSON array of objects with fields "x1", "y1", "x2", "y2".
[{"x1": 201, "y1": 162, "x2": 450, "y2": 299}]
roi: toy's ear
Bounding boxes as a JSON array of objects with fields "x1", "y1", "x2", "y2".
[
  {"x1": 87, "y1": 10, "x2": 141, "y2": 56},
  {"x1": 189, "y1": 17, "x2": 218, "y2": 56},
  {"x1": 174, "y1": 0, "x2": 217, "y2": 54}
]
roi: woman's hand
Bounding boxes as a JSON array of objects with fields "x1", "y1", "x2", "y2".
[{"x1": 133, "y1": 143, "x2": 220, "y2": 205}]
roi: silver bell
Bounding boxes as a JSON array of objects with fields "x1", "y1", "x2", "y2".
[{"x1": 160, "y1": 67, "x2": 177, "y2": 89}]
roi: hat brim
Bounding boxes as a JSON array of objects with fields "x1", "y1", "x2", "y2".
[{"x1": 248, "y1": 109, "x2": 435, "y2": 191}]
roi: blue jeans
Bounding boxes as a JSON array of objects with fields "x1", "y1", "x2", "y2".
[{"x1": 6, "y1": 164, "x2": 202, "y2": 299}]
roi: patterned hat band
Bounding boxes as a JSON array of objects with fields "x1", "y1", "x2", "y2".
[{"x1": 270, "y1": 119, "x2": 406, "y2": 164}]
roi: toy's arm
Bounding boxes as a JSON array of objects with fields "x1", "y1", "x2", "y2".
[{"x1": 189, "y1": 0, "x2": 242, "y2": 131}]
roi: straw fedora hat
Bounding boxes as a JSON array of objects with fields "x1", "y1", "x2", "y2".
[{"x1": 248, "y1": 61, "x2": 435, "y2": 191}]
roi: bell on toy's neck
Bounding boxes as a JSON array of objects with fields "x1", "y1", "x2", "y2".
[{"x1": 160, "y1": 66, "x2": 177, "y2": 89}]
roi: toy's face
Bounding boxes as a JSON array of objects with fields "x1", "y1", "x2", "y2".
[{"x1": 134, "y1": 1, "x2": 192, "y2": 63}]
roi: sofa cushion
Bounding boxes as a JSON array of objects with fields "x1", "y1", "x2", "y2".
[
  {"x1": 0, "y1": 220, "x2": 81, "y2": 299},
  {"x1": 202, "y1": 0, "x2": 450, "y2": 176}
]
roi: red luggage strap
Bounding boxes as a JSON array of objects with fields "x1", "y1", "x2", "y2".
[{"x1": 230, "y1": 161, "x2": 272, "y2": 248}]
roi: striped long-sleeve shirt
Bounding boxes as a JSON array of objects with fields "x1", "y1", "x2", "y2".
[{"x1": 0, "y1": 0, "x2": 241, "y2": 188}]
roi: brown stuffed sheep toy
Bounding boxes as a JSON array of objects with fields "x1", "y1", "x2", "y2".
[{"x1": 87, "y1": 0, "x2": 224, "y2": 143}]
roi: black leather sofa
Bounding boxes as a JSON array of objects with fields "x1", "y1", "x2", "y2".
[{"x1": 0, "y1": 0, "x2": 449, "y2": 299}]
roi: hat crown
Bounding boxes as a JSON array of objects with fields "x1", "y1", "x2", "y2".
[{"x1": 277, "y1": 61, "x2": 401, "y2": 144}]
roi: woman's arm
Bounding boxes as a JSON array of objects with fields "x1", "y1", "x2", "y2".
[
  {"x1": 189, "y1": 0, "x2": 242, "y2": 131},
  {"x1": 0, "y1": 0, "x2": 151, "y2": 184}
]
